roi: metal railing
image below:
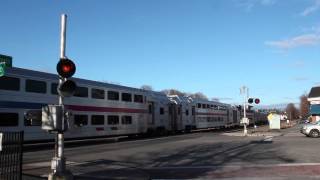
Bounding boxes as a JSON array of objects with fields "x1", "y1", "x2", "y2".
[{"x1": 0, "y1": 131, "x2": 23, "y2": 180}]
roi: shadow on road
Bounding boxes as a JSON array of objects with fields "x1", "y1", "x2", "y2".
[{"x1": 66, "y1": 138, "x2": 295, "y2": 179}]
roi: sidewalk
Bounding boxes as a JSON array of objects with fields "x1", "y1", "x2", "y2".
[{"x1": 223, "y1": 120, "x2": 300, "y2": 137}]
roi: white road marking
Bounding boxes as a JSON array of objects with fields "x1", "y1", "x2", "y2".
[
  {"x1": 146, "y1": 162, "x2": 320, "y2": 170},
  {"x1": 263, "y1": 136, "x2": 273, "y2": 142}
]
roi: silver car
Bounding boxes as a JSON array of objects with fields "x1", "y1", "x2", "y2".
[{"x1": 301, "y1": 121, "x2": 320, "y2": 138}]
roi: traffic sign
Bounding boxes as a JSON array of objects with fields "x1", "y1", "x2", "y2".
[
  {"x1": 0, "y1": 54, "x2": 12, "y2": 67},
  {"x1": 0, "y1": 62, "x2": 6, "y2": 77}
]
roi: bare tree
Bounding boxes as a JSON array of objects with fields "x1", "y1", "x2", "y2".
[
  {"x1": 286, "y1": 103, "x2": 299, "y2": 120},
  {"x1": 160, "y1": 89, "x2": 209, "y2": 101},
  {"x1": 300, "y1": 94, "x2": 310, "y2": 119},
  {"x1": 161, "y1": 89, "x2": 186, "y2": 96},
  {"x1": 211, "y1": 98, "x2": 220, "y2": 102},
  {"x1": 190, "y1": 92, "x2": 208, "y2": 100},
  {"x1": 141, "y1": 85, "x2": 153, "y2": 91}
]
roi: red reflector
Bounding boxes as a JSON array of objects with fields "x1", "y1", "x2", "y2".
[{"x1": 96, "y1": 127, "x2": 104, "y2": 131}]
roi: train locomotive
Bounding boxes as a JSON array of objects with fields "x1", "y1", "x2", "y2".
[{"x1": 0, "y1": 67, "x2": 267, "y2": 141}]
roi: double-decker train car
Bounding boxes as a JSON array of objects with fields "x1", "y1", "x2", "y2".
[
  {"x1": 0, "y1": 67, "x2": 267, "y2": 142},
  {"x1": 0, "y1": 67, "x2": 150, "y2": 141},
  {"x1": 193, "y1": 99, "x2": 231, "y2": 129}
]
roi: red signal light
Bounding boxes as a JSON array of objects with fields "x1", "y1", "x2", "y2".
[
  {"x1": 255, "y1": 98, "x2": 260, "y2": 104},
  {"x1": 62, "y1": 64, "x2": 72, "y2": 73},
  {"x1": 57, "y1": 58, "x2": 76, "y2": 78}
]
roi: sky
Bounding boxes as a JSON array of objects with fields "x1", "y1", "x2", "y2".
[{"x1": 1, "y1": 0, "x2": 320, "y2": 105}]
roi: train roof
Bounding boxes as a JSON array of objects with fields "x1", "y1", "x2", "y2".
[
  {"x1": 5, "y1": 67, "x2": 234, "y2": 107},
  {"x1": 6, "y1": 67, "x2": 148, "y2": 93},
  {"x1": 168, "y1": 95, "x2": 193, "y2": 104},
  {"x1": 192, "y1": 98, "x2": 230, "y2": 107}
]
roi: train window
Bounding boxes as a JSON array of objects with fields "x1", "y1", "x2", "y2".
[
  {"x1": 122, "y1": 93, "x2": 132, "y2": 102},
  {"x1": 108, "y1": 91, "x2": 119, "y2": 100},
  {"x1": 160, "y1": 107, "x2": 164, "y2": 115},
  {"x1": 202, "y1": 104, "x2": 206, "y2": 109},
  {"x1": 74, "y1": 86, "x2": 88, "y2": 98},
  {"x1": 121, "y1": 116, "x2": 132, "y2": 124},
  {"x1": 26, "y1": 79, "x2": 47, "y2": 94},
  {"x1": 24, "y1": 113, "x2": 41, "y2": 126},
  {"x1": 169, "y1": 106, "x2": 172, "y2": 115},
  {"x1": 91, "y1": 115, "x2": 105, "y2": 125},
  {"x1": 0, "y1": 113, "x2": 19, "y2": 126},
  {"x1": 92, "y1": 88, "x2": 105, "y2": 99},
  {"x1": 0, "y1": 76, "x2": 20, "y2": 91},
  {"x1": 207, "y1": 104, "x2": 210, "y2": 108},
  {"x1": 51, "y1": 83, "x2": 58, "y2": 95},
  {"x1": 134, "y1": 94, "x2": 143, "y2": 103},
  {"x1": 207, "y1": 117, "x2": 211, "y2": 122},
  {"x1": 108, "y1": 115, "x2": 119, "y2": 125},
  {"x1": 197, "y1": 103, "x2": 201, "y2": 108},
  {"x1": 74, "y1": 115, "x2": 88, "y2": 126},
  {"x1": 210, "y1": 105, "x2": 214, "y2": 108},
  {"x1": 186, "y1": 109, "x2": 189, "y2": 116},
  {"x1": 148, "y1": 104, "x2": 153, "y2": 114},
  {"x1": 192, "y1": 107, "x2": 195, "y2": 115}
]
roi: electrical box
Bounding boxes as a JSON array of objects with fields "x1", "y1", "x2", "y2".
[
  {"x1": 42, "y1": 105, "x2": 69, "y2": 132},
  {"x1": 240, "y1": 117, "x2": 249, "y2": 124}
]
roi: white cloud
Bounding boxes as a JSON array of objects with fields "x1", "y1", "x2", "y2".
[
  {"x1": 260, "y1": 0, "x2": 276, "y2": 6},
  {"x1": 293, "y1": 77, "x2": 309, "y2": 81},
  {"x1": 265, "y1": 34, "x2": 320, "y2": 50},
  {"x1": 236, "y1": 0, "x2": 276, "y2": 11},
  {"x1": 300, "y1": 0, "x2": 320, "y2": 16},
  {"x1": 292, "y1": 60, "x2": 305, "y2": 67}
]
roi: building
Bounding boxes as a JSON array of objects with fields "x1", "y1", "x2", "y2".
[{"x1": 307, "y1": 86, "x2": 320, "y2": 123}]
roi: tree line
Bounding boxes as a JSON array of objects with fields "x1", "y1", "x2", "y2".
[
  {"x1": 285, "y1": 94, "x2": 310, "y2": 120},
  {"x1": 140, "y1": 85, "x2": 209, "y2": 101},
  {"x1": 141, "y1": 85, "x2": 311, "y2": 119}
]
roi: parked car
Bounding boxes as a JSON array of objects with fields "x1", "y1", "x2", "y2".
[{"x1": 301, "y1": 121, "x2": 320, "y2": 138}]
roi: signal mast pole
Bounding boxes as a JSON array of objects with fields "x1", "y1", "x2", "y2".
[
  {"x1": 241, "y1": 86, "x2": 248, "y2": 136},
  {"x1": 49, "y1": 14, "x2": 73, "y2": 180}
]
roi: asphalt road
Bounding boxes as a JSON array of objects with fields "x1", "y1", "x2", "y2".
[{"x1": 23, "y1": 124, "x2": 320, "y2": 179}]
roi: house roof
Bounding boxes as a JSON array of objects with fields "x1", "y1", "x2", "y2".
[{"x1": 309, "y1": 86, "x2": 320, "y2": 98}]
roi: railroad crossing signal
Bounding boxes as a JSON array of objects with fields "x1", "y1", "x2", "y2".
[
  {"x1": 56, "y1": 58, "x2": 76, "y2": 78},
  {"x1": 56, "y1": 58, "x2": 77, "y2": 97},
  {"x1": 248, "y1": 98, "x2": 260, "y2": 104}
]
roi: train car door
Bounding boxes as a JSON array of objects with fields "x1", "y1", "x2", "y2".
[
  {"x1": 148, "y1": 102, "x2": 155, "y2": 125},
  {"x1": 169, "y1": 104, "x2": 177, "y2": 131},
  {"x1": 192, "y1": 106, "x2": 196, "y2": 127},
  {"x1": 233, "y1": 110, "x2": 238, "y2": 123},
  {"x1": 177, "y1": 105, "x2": 182, "y2": 130}
]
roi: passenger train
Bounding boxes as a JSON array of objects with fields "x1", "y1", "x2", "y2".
[{"x1": 0, "y1": 67, "x2": 267, "y2": 142}]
